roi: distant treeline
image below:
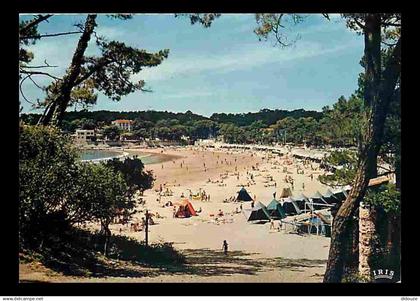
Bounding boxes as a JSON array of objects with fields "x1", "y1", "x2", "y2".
[
  {"x1": 20, "y1": 108, "x2": 322, "y2": 127},
  {"x1": 210, "y1": 109, "x2": 323, "y2": 127},
  {"x1": 21, "y1": 109, "x2": 208, "y2": 125},
  {"x1": 20, "y1": 98, "x2": 368, "y2": 147}
]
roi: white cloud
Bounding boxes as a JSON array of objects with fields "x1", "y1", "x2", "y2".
[{"x1": 134, "y1": 39, "x2": 360, "y2": 83}]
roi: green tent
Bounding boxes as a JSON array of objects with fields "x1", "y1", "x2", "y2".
[
  {"x1": 236, "y1": 187, "x2": 253, "y2": 202},
  {"x1": 243, "y1": 201, "x2": 271, "y2": 223},
  {"x1": 266, "y1": 199, "x2": 286, "y2": 219}
]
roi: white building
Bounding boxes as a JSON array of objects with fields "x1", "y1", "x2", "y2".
[
  {"x1": 194, "y1": 138, "x2": 216, "y2": 147},
  {"x1": 73, "y1": 129, "x2": 95, "y2": 144},
  {"x1": 111, "y1": 119, "x2": 134, "y2": 132}
]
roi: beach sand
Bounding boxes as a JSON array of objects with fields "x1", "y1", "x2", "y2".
[{"x1": 20, "y1": 146, "x2": 332, "y2": 283}]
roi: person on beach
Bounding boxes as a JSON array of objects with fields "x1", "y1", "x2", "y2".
[
  {"x1": 173, "y1": 207, "x2": 177, "y2": 218},
  {"x1": 302, "y1": 182, "x2": 305, "y2": 190},
  {"x1": 270, "y1": 219, "x2": 275, "y2": 230},
  {"x1": 222, "y1": 240, "x2": 229, "y2": 255},
  {"x1": 251, "y1": 200, "x2": 255, "y2": 208}
]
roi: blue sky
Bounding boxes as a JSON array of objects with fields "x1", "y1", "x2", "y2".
[{"x1": 20, "y1": 14, "x2": 364, "y2": 117}]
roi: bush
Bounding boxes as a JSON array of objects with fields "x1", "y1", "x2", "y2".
[{"x1": 19, "y1": 124, "x2": 134, "y2": 251}]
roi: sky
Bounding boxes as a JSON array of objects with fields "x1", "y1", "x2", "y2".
[{"x1": 19, "y1": 14, "x2": 364, "y2": 117}]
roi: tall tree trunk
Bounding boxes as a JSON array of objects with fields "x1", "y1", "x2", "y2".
[
  {"x1": 358, "y1": 202, "x2": 376, "y2": 279},
  {"x1": 38, "y1": 14, "x2": 97, "y2": 126},
  {"x1": 348, "y1": 215, "x2": 360, "y2": 272},
  {"x1": 323, "y1": 14, "x2": 401, "y2": 282},
  {"x1": 101, "y1": 222, "x2": 112, "y2": 256}
]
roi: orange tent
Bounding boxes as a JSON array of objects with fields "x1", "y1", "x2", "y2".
[{"x1": 174, "y1": 199, "x2": 197, "y2": 218}]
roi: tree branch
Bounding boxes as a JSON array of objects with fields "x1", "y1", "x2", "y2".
[
  {"x1": 20, "y1": 30, "x2": 83, "y2": 40},
  {"x1": 353, "y1": 18, "x2": 366, "y2": 30},
  {"x1": 381, "y1": 22, "x2": 401, "y2": 27},
  {"x1": 19, "y1": 75, "x2": 36, "y2": 105},
  {"x1": 27, "y1": 75, "x2": 45, "y2": 90},
  {"x1": 20, "y1": 14, "x2": 53, "y2": 37},
  {"x1": 19, "y1": 70, "x2": 61, "y2": 81}
]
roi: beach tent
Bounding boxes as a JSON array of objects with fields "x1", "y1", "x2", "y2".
[
  {"x1": 280, "y1": 187, "x2": 293, "y2": 198},
  {"x1": 308, "y1": 191, "x2": 329, "y2": 210},
  {"x1": 291, "y1": 193, "x2": 309, "y2": 211},
  {"x1": 332, "y1": 188, "x2": 348, "y2": 202},
  {"x1": 243, "y1": 201, "x2": 271, "y2": 223},
  {"x1": 281, "y1": 197, "x2": 301, "y2": 216},
  {"x1": 174, "y1": 199, "x2": 197, "y2": 218},
  {"x1": 266, "y1": 199, "x2": 286, "y2": 220},
  {"x1": 236, "y1": 187, "x2": 253, "y2": 202},
  {"x1": 321, "y1": 189, "x2": 340, "y2": 204}
]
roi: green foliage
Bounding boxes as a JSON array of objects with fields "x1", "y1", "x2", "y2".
[
  {"x1": 175, "y1": 13, "x2": 221, "y2": 28},
  {"x1": 364, "y1": 183, "x2": 400, "y2": 214},
  {"x1": 83, "y1": 40, "x2": 169, "y2": 101},
  {"x1": 211, "y1": 108, "x2": 323, "y2": 127},
  {"x1": 105, "y1": 157, "x2": 155, "y2": 193},
  {"x1": 102, "y1": 125, "x2": 122, "y2": 141},
  {"x1": 254, "y1": 14, "x2": 304, "y2": 46},
  {"x1": 218, "y1": 123, "x2": 246, "y2": 144},
  {"x1": 319, "y1": 150, "x2": 358, "y2": 186},
  {"x1": 107, "y1": 236, "x2": 186, "y2": 265},
  {"x1": 342, "y1": 272, "x2": 372, "y2": 283},
  {"x1": 21, "y1": 228, "x2": 186, "y2": 278},
  {"x1": 321, "y1": 95, "x2": 365, "y2": 147},
  {"x1": 19, "y1": 124, "x2": 134, "y2": 250},
  {"x1": 81, "y1": 163, "x2": 131, "y2": 229}
]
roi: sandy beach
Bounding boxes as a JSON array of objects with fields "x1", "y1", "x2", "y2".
[{"x1": 20, "y1": 145, "x2": 332, "y2": 283}]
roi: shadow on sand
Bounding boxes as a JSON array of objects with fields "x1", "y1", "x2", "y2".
[{"x1": 29, "y1": 239, "x2": 326, "y2": 280}]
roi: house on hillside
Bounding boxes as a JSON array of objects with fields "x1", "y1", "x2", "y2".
[
  {"x1": 111, "y1": 119, "x2": 134, "y2": 132},
  {"x1": 73, "y1": 129, "x2": 95, "y2": 144}
]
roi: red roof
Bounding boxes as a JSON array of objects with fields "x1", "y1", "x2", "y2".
[{"x1": 112, "y1": 119, "x2": 134, "y2": 124}]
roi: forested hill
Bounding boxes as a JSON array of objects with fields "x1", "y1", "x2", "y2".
[
  {"x1": 210, "y1": 109, "x2": 323, "y2": 127},
  {"x1": 21, "y1": 108, "x2": 322, "y2": 127},
  {"x1": 20, "y1": 110, "x2": 208, "y2": 125}
]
